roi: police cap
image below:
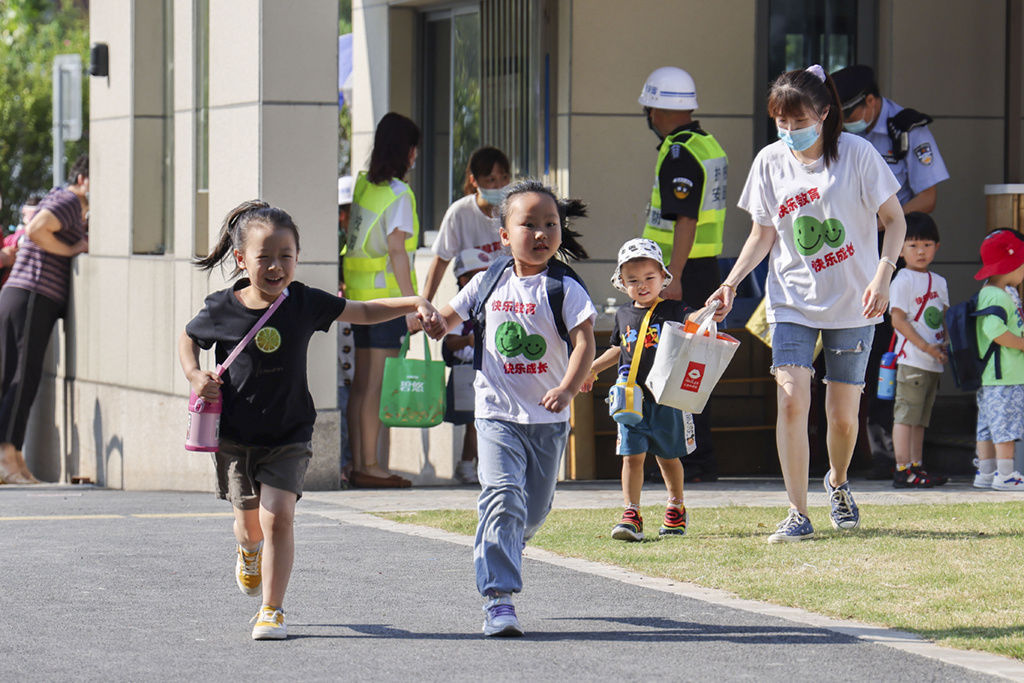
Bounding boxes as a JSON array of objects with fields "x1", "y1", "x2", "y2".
[{"x1": 830, "y1": 64, "x2": 878, "y2": 113}]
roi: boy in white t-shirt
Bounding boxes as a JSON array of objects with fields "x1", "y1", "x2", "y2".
[{"x1": 888, "y1": 212, "x2": 949, "y2": 488}]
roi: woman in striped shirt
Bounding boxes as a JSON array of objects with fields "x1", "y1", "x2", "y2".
[{"x1": 0, "y1": 155, "x2": 89, "y2": 484}]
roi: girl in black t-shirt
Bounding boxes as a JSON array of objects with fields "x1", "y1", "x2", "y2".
[{"x1": 179, "y1": 200, "x2": 444, "y2": 640}]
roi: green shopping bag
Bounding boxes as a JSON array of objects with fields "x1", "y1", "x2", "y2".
[{"x1": 379, "y1": 333, "x2": 446, "y2": 427}]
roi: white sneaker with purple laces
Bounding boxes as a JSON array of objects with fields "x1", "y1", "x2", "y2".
[{"x1": 482, "y1": 594, "x2": 524, "y2": 637}]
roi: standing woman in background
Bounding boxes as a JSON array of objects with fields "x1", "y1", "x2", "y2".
[
  {"x1": 344, "y1": 113, "x2": 421, "y2": 488},
  {"x1": 421, "y1": 146, "x2": 512, "y2": 303},
  {"x1": 0, "y1": 155, "x2": 89, "y2": 484}
]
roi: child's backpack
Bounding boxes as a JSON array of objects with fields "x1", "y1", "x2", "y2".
[
  {"x1": 471, "y1": 254, "x2": 589, "y2": 370},
  {"x1": 944, "y1": 293, "x2": 1007, "y2": 391}
]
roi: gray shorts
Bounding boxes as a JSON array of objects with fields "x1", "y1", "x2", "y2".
[{"x1": 213, "y1": 439, "x2": 312, "y2": 510}]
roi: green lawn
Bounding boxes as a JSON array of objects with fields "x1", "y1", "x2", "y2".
[{"x1": 381, "y1": 503, "x2": 1024, "y2": 660}]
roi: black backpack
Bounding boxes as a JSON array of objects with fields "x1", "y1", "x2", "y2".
[
  {"x1": 944, "y1": 292, "x2": 1007, "y2": 391},
  {"x1": 470, "y1": 254, "x2": 588, "y2": 370}
]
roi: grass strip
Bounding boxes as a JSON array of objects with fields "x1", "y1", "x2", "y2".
[{"x1": 381, "y1": 502, "x2": 1024, "y2": 660}]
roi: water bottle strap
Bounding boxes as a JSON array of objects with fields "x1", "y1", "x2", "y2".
[
  {"x1": 215, "y1": 288, "x2": 290, "y2": 377},
  {"x1": 626, "y1": 299, "x2": 660, "y2": 388}
]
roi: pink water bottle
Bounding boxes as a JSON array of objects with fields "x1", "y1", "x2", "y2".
[{"x1": 185, "y1": 392, "x2": 222, "y2": 452}]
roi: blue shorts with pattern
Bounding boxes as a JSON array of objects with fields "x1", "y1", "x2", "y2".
[
  {"x1": 616, "y1": 398, "x2": 691, "y2": 460},
  {"x1": 976, "y1": 384, "x2": 1024, "y2": 444}
]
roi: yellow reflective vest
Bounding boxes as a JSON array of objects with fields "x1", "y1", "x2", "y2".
[
  {"x1": 343, "y1": 172, "x2": 419, "y2": 301},
  {"x1": 643, "y1": 128, "x2": 727, "y2": 264}
]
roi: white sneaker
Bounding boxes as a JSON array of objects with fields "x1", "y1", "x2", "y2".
[
  {"x1": 974, "y1": 462, "x2": 991, "y2": 489},
  {"x1": 456, "y1": 460, "x2": 478, "y2": 484},
  {"x1": 482, "y1": 594, "x2": 523, "y2": 637},
  {"x1": 251, "y1": 605, "x2": 287, "y2": 640},
  {"x1": 992, "y1": 471, "x2": 1024, "y2": 491}
]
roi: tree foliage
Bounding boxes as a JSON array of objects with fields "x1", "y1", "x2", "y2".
[{"x1": 0, "y1": 0, "x2": 89, "y2": 229}]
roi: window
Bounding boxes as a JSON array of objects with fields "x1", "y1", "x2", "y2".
[
  {"x1": 757, "y1": 0, "x2": 876, "y2": 144},
  {"x1": 421, "y1": 7, "x2": 482, "y2": 233}
]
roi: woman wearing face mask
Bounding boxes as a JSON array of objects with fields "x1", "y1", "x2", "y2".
[
  {"x1": 421, "y1": 146, "x2": 512, "y2": 304},
  {"x1": 706, "y1": 65, "x2": 906, "y2": 543}
]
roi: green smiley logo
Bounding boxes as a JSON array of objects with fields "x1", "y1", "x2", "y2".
[
  {"x1": 923, "y1": 306, "x2": 943, "y2": 330},
  {"x1": 495, "y1": 321, "x2": 527, "y2": 357},
  {"x1": 793, "y1": 216, "x2": 825, "y2": 255},
  {"x1": 823, "y1": 218, "x2": 846, "y2": 248},
  {"x1": 522, "y1": 334, "x2": 546, "y2": 361}
]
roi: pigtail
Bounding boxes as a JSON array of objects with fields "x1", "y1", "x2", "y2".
[
  {"x1": 194, "y1": 199, "x2": 271, "y2": 272},
  {"x1": 557, "y1": 197, "x2": 588, "y2": 261}
]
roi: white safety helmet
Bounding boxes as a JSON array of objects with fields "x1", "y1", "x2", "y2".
[
  {"x1": 337, "y1": 176, "x2": 354, "y2": 205},
  {"x1": 638, "y1": 67, "x2": 698, "y2": 111},
  {"x1": 611, "y1": 238, "x2": 673, "y2": 293}
]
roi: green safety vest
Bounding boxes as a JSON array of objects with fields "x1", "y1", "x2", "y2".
[
  {"x1": 643, "y1": 129, "x2": 728, "y2": 263},
  {"x1": 343, "y1": 171, "x2": 419, "y2": 301}
]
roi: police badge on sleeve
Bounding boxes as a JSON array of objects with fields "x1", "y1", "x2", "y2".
[
  {"x1": 914, "y1": 142, "x2": 933, "y2": 165},
  {"x1": 673, "y1": 176, "x2": 694, "y2": 200}
]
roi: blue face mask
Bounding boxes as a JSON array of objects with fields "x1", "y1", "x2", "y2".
[
  {"x1": 478, "y1": 185, "x2": 509, "y2": 206},
  {"x1": 843, "y1": 117, "x2": 869, "y2": 134},
  {"x1": 777, "y1": 122, "x2": 820, "y2": 152}
]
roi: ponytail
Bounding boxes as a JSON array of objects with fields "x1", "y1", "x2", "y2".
[
  {"x1": 195, "y1": 199, "x2": 301, "y2": 273},
  {"x1": 499, "y1": 179, "x2": 589, "y2": 262},
  {"x1": 767, "y1": 65, "x2": 843, "y2": 166}
]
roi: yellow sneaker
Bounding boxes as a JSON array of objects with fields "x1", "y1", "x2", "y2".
[
  {"x1": 251, "y1": 605, "x2": 287, "y2": 640},
  {"x1": 235, "y1": 543, "x2": 262, "y2": 597}
]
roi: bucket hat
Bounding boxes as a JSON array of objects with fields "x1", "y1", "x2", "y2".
[{"x1": 611, "y1": 238, "x2": 672, "y2": 292}]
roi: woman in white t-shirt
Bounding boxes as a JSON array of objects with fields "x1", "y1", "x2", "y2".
[
  {"x1": 422, "y1": 146, "x2": 512, "y2": 303},
  {"x1": 707, "y1": 65, "x2": 906, "y2": 543}
]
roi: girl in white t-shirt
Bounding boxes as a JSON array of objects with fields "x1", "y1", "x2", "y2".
[
  {"x1": 439, "y1": 180, "x2": 596, "y2": 637},
  {"x1": 423, "y1": 146, "x2": 512, "y2": 302},
  {"x1": 707, "y1": 65, "x2": 906, "y2": 543}
]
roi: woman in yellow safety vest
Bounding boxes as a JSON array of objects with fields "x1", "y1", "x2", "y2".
[{"x1": 345, "y1": 113, "x2": 421, "y2": 489}]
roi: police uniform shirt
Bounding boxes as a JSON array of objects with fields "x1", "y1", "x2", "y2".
[
  {"x1": 862, "y1": 97, "x2": 949, "y2": 205},
  {"x1": 657, "y1": 122, "x2": 706, "y2": 222}
]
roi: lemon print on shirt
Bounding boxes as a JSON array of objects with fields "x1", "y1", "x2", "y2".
[{"x1": 254, "y1": 326, "x2": 282, "y2": 353}]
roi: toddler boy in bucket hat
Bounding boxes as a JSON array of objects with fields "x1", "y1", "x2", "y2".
[
  {"x1": 972, "y1": 228, "x2": 1024, "y2": 491},
  {"x1": 582, "y1": 238, "x2": 723, "y2": 540}
]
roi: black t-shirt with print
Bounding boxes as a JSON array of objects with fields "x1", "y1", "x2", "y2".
[
  {"x1": 609, "y1": 299, "x2": 694, "y2": 401},
  {"x1": 658, "y1": 122, "x2": 707, "y2": 222},
  {"x1": 186, "y1": 280, "x2": 346, "y2": 446}
]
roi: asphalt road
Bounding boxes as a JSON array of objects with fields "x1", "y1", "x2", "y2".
[{"x1": 0, "y1": 487, "x2": 1003, "y2": 682}]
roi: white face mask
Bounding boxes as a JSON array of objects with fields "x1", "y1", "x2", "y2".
[{"x1": 478, "y1": 185, "x2": 510, "y2": 206}]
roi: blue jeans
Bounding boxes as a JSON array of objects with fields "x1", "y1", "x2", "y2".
[
  {"x1": 474, "y1": 418, "x2": 569, "y2": 597},
  {"x1": 770, "y1": 322, "x2": 875, "y2": 386}
]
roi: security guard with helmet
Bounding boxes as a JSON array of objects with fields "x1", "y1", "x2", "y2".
[
  {"x1": 831, "y1": 64, "x2": 949, "y2": 480},
  {"x1": 639, "y1": 66, "x2": 728, "y2": 481}
]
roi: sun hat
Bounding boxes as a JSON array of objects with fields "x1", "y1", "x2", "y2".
[
  {"x1": 453, "y1": 248, "x2": 492, "y2": 279},
  {"x1": 611, "y1": 238, "x2": 672, "y2": 292},
  {"x1": 975, "y1": 229, "x2": 1024, "y2": 280}
]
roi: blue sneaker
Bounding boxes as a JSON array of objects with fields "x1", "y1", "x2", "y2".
[
  {"x1": 767, "y1": 508, "x2": 814, "y2": 543},
  {"x1": 824, "y1": 470, "x2": 860, "y2": 529},
  {"x1": 482, "y1": 594, "x2": 524, "y2": 637}
]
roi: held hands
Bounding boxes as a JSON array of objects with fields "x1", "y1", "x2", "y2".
[
  {"x1": 414, "y1": 299, "x2": 447, "y2": 340},
  {"x1": 188, "y1": 368, "x2": 222, "y2": 402},
  {"x1": 540, "y1": 386, "x2": 574, "y2": 413},
  {"x1": 579, "y1": 369, "x2": 599, "y2": 394}
]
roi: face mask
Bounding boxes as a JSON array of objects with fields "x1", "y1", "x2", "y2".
[
  {"x1": 843, "y1": 117, "x2": 869, "y2": 134},
  {"x1": 777, "y1": 122, "x2": 820, "y2": 152},
  {"x1": 646, "y1": 109, "x2": 662, "y2": 139},
  {"x1": 478, "y1": 185, "x2": 509, "y2": 206}
]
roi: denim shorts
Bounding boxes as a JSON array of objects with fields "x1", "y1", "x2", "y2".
[
  {"x1": 352, "y1": 316, "x2": 407, "y2": 349},
  {"x1": 976, "y1": 384, "x2": 1024, "y2": 443},
  {"x1": 616, "y1": 400, "x2": 693, "y2": 459},
  {"x1": 770, "y1": 322, "x2": 875, "y2": 386}
]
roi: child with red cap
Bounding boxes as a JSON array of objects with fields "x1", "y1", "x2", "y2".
[{"x1": 972, "y1": 229, "x2": 1024, "y2": 490}]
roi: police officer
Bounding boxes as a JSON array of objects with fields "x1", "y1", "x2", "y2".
[
  {"x1": 639, "y1": 66, "x2": 728, "y2": 481},
  {"x1": 831, "y1": 64, "x2": 950, "y2": 479}
]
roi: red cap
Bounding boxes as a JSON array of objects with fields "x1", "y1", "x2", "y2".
[{"x1": 975, "y1": 230, "x2": 1024, "y2": 280}]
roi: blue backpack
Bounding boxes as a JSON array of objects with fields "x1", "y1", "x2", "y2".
[
  {"x1": 944, "y1": 293, "x2": 1006, "y2": 391},
  {"x1": 471, "y1": 254, "x2": 588, "y2": 371}
]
